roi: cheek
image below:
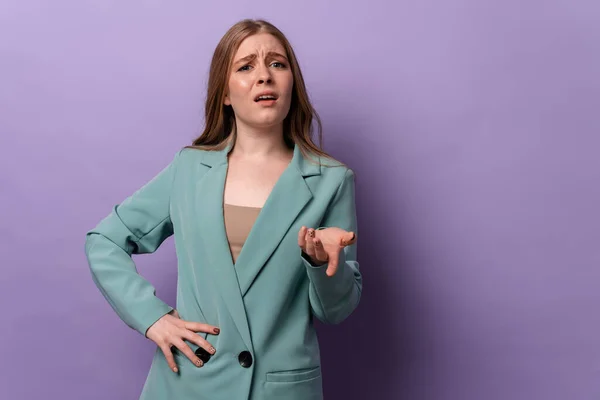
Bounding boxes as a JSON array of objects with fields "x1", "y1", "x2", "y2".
[
  {"x1": 281, "y1": 74, "x2": 294, "y2": 99},
  {"x1": 229, "y1": 77, "x2": 253, "y2": 100}
]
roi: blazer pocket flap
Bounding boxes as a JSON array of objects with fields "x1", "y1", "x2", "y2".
[{"x1": 266, "y1": 366, "x2": 321, "y2": 383}]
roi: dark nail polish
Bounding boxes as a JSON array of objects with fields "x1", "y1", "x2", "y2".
[
  {"x1": 209, "y1": 346, "x2": 216, "y2": 353},
  {"x1": 214, "y1": 328, "x2": 220, "y2": 334},
  {"x1": 195, "y1": 347, "x2": 212, "y2": 363}
]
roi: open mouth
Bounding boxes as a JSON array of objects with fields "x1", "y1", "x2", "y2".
[{"x1": 254, "y1": 94, "x2": 279, "y2": 102}]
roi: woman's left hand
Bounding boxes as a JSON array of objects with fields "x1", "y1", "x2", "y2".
[{"x1": 298, "y1": 226, "x2": 356, "y2": 277}]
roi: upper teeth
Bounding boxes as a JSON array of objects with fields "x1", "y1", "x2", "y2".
[{"x1": 257, "y1": 95, "x2": 276, "y2": 101}]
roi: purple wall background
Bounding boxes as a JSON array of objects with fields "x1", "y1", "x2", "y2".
[{"x1": 1, "y1": 1, "x2": 599, "y2": 399}]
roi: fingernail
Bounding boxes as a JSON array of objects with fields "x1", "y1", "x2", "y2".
[
  {"x1": 196, "y1": 359, "x2": 203, "y2": 367},
  {"x1": 209, "y1": 346, "x2": 216, "y2": 354},
  {"x1": 213, "y1": 328, "x2": 220, "y2": 334},
  {"x1": 173, "y1": 367, "x2": 178, "y2": 373},
  {"x1": 308, "y1": 230, "x2": 315, "y2": 238},
  {"x1": 315, "y1": 239, "x2": 321, "y2": 246}
]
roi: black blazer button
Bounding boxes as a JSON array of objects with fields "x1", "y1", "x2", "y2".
[
  {"x1": 238, "y1": 351, "x2": 253, "y2": 368},
  {"x1": 195, "y1": 347, "x2": 212, "y2": 363}
]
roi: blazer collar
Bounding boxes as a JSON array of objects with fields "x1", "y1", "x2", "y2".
[{"x1": 199, "y1": 140, "x2": 322, "y2": 178}]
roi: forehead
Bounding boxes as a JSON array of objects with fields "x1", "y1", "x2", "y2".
[{"x1": 234, "y1": 33, "x2": 287, "y2": 58}]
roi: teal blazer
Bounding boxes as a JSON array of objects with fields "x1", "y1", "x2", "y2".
[{"x1": 84, "y1": 142, "x2": 362, "y2": 400}]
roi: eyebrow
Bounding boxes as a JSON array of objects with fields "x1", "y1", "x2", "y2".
[{"x1": 233, "y1": 51, "x2": 288, "y2": 66}]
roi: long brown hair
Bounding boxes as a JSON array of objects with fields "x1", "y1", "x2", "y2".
[{"x1": 186, "y1": 19, "x2": 336, "y2": 164}]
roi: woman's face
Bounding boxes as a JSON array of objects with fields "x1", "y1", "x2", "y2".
[{"x1": 224, "y1": 33, "x2": 294, "y2": 130}]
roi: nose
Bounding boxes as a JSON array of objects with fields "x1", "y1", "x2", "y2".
[{"x1": 257, "y1": 63, "x2": 273, "y2": 85}]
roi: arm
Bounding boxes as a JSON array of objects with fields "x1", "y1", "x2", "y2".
[
  {"x1": 84, "y1": 150, "x2": 182, "y2": 337},
  {"x1": 301, "y1": 169, "x2": 362, "y2": 324}
]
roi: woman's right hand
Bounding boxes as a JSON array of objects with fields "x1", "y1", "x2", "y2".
[{"x1": 146, "y1": 309, "x2": 220, "y2": 373}]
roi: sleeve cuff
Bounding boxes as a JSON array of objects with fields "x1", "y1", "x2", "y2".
[
  {"x1": 302, "y1": 248, "x2": 353, "y2": 294},
  {"x1": 301, "y1": 250, "x2": 328, "y2": 267},
  {"x1": 136, "y1": 299, "x2": 174, "y2": 337}
]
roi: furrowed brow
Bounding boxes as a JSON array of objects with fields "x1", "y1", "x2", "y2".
[
  {"x1": 233, "y1": 54, "x2": 256, "y2": 65},
  {"x1": 267, "y1": 51, "x2": 288, "y2": 60}
]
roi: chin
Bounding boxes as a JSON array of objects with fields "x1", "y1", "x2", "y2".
[
  {"x1": 251, "y1": 120, "x2": 285, "y2": 130},
  {"x1": 251, "y1": 115, "x2": 287, "y2": 128}
]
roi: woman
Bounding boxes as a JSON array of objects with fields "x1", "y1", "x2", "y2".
[{"x1": 85, "y1": 19, "x2": 361, "y2": 400}]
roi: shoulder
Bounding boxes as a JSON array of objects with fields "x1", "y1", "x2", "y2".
[
  {"x1": 176, "y1": 147, "x2": 207, "y2": 162},
  {"x1": 315, "y1": 156, "x2": 355, "y2": 186},
  {"x1": 321, "y1": 166, "x2": 355, "y2": 191},
  {"x1": 171, "y1": 147, "x2": 219, "y2": 169},
  {"x1": 164, "y1": 147, "x2": 213, "y2": 183},
  {"x1": 302, "y1": 153, "x2": 355, "y2": 198}
]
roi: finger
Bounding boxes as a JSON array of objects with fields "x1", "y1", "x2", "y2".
[
  {"x1": 160, "y1": 345, "x2": 180, "y2": 373},
  {"x1": 169, "y1": 309, "x2": 180, "y2": 319},
  {"x1": 326, "y1": 249, "x2": 341, "y2": 277},
  {"x1": 172, "y1": 339, "x2": 204, "y2": 368},
  {"x1": 183, "y1": 331, "x2": 216, "y2": 357},
  {"x1": 313, "y1": 237, "x2": 328, "y2": 263},
  {"x1": 183, "y1": 321, "x2": 221, "y2": 335},
  {"x1": 304, "y1": 230, "x2": 316, "y2": 257},
  {"x1": 341, "y1": 231, "x2": 357, "y2": 247},
  {"x1": 298, "y1": 226, "x2": 307, "y2": 248}
]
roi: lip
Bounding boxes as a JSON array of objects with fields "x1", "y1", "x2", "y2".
[{"x1": 254, "y1": 91, "x2": 279, "y2": 102}]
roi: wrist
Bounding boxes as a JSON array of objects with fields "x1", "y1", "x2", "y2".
[{"x1": 301, "y1": 250, "x2": 327, "y2": 267}]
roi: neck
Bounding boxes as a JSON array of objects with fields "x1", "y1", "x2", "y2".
[{"x1": 229, "y1": 121, "x2": 291, "y2": 160}]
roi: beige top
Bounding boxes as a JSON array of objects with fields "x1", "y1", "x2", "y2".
[{"x1": 223, "y1": 203, "x2": 262, "y2": 264}]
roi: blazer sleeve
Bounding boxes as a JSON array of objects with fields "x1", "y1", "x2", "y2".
[
  {"x1": 84, "y1": 150, "x2": 182, "y2": 337},
  {"x1": 301, "y1": 168, "x2": 362, "y2": 324}
]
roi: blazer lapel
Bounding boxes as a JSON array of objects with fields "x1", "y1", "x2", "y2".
[
  {"x1": 235, "y1": 144, "x2": 320, "y2": 296},
  {"x1": 194, "y1": 144, "x2": 253, "y2": 351}
]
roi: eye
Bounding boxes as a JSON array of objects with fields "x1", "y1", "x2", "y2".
[
  {"x1": 237, "y1": 65, "x2": 252, "y2": 72},
  {"x1": 271, "y1": 62, "x2": 286, "y2": 68}
]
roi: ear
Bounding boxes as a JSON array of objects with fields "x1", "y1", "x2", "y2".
[{"x1": 224, "y1": 93, "x2": 231, "y2": 106}]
